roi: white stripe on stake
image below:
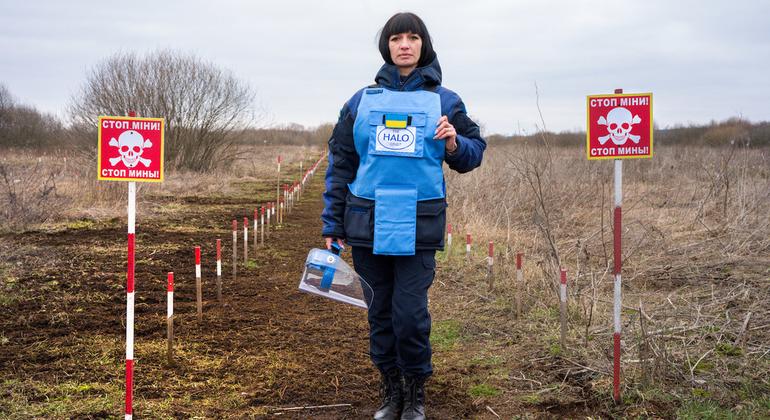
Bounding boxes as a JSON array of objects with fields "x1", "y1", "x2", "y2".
[
  {"x1": 260, "y1": 206, "x2": 265, "y2": 245},
  {"x1": 167, "y1": 291, "x2": 173, "y2": 318},
  {"x1": 216, "y1": 238, "x2": 222, "y2": 305},
  {"x1": 126, "y1": 292, "x2": 135, "y2": 359},
  {"x1": 447, "y1": 223, "x2": 453, "y2": 253},
  {"x1": 615, "y1": 159, "x2": 623, "y2": 207},
  {"x1": 243, "y1": 217, "x2": 248, "y2": 262},
  {"x1": 614, "y1": 274, "x2": 622, "y2": 333},
  {"x1": 128, "y1": 182, "x2": 135, "y2": 234}
]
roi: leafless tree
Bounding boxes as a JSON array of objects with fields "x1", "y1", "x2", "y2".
[
  {"x1": 68, "y1": 50, "x2": 259, "y2": 171},
  {"x1": 0, "y1": 83, "x2": 13, "y2": 110},
  {"x1": 0, "y1": 83, "x2": 62, "y2": 149}
]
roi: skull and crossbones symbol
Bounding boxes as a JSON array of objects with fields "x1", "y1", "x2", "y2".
[
  {"x1": 597, "y1": 107, "x2": 642, "y2": 146},
  {"x1": 108, "y1": 130, "x2": 152, "y2": 168}
]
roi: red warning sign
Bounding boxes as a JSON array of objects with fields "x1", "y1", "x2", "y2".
[
  {"x1": 98, "y1": 116, "x2": 164, "y2": 182},
  {"x1": 586, "y1": 93, "x2": 653, "y2": 160}
]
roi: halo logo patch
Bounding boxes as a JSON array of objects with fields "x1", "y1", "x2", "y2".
[{"x1": 375, "y1": 126, "x2": 416, "y2": 153}]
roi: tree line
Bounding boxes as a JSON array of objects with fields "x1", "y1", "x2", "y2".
[{"x1": 0, "y1": 50, "x2": 331, "y2": 172}]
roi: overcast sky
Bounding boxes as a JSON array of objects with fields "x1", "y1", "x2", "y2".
[{"x1": 1, "y1": 0, "x2": 767, "y2": 134}]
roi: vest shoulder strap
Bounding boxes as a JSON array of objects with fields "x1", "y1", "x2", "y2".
[{"x1": 366, "y1": 83, "x2": 439, "y2": 92}]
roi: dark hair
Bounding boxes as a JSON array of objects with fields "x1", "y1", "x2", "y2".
[{"x1": 378, "y1": 12, "x2": 436, "y2": 67}]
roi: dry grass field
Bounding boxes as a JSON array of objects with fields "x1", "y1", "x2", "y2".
[
  {"x1": 436, "y1": 142, "x2": 769, "y2": 417},
  {"x1": 0, "y1": 141, "x2": 768, "y2": 418}
]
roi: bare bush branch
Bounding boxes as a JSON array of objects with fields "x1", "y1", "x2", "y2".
[{"x1": 68, "y1": 50, "x2": 260, "y2": 171}]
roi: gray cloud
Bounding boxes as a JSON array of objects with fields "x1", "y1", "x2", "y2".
[{"x1": 1, "y1": 0, "x2": 767, "y2": 134}]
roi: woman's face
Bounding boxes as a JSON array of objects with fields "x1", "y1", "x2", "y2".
[{"x1": 389, "y1": 32, "x2": 422, "y2": 74}]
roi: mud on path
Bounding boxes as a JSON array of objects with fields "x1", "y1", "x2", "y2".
[{"x1": 0, "y1": 170, "x2": 478, "y2": 418}]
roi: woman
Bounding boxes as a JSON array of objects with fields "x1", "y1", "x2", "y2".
[{"x1": 321, "y1": 12, "x2": 485, "y2": 420}]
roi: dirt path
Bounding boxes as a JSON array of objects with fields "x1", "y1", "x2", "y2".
[{"x1": 0, "y1": 169, "x2": 477, "y2": 418}]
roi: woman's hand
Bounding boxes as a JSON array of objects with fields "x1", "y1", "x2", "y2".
[
  {"x1": 325, "y1": 237, "x2": 346, "y2": 250},
  {"x1": 434, "y1": 115, "x2": 458, "y2": 153}
]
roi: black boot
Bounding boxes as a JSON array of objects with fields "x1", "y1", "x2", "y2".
[
  {"x1": 374, "y1": 368, "x2": 403, "y2": 420},
  {"x1": 401, "y1": 375, "x2": 426, "y2": 420}
]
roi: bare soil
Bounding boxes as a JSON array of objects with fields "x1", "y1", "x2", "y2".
[{"x1": 0, "y1": 171, "x2": 479, "y2": 419}]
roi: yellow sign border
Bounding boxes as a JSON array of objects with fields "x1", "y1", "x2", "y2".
[
  {"x1": 586, "y1": 92, "x2": 653, "y2": 161},
  {"x1": 97, "y1": 116, "x2": 165, "y2": 182}
]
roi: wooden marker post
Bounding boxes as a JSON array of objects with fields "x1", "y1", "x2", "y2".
[
  {"x1": 195, "y1": 246, "x2": 202, "y2": 322},
  {"x1": 232, "y1": 220, "x2": 237, "y2": 282},
  {"x1": 216, "y1": 239, "x2": 222, "y2": 305},
  {"x1": 166, "y1": 272, "x2": 174, "y2": 364},
  {"x1": 560, "y1": 268, "x2": 568, "y2": 350},
  {"x1": 516, "y1": 252, "x2": 523, "y2": 318},
  {"x1": 243, "y1": 217, "x2": 248, "y2": 263},
  {"x1": 487, "y1": 241, "x2": 494, "y2": 290}
]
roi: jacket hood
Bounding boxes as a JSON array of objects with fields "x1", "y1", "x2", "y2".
[{"x1": 374, "y1": 57, "x2": 443, "y2": 91}]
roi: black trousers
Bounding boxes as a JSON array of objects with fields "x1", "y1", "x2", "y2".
[{"x1": 352, "y1": 246, "x2": 436, "y2": 377}]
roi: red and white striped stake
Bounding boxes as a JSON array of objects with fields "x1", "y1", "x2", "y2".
[
  {"x1": 446, "y1": 223, "x2": 453, "y2": 258},
  {"x1": 276, "y1": 155, "x2": 282, "y2": 216},
  {"x1": 466, "y1": 233, "x2": 472, "y2": 260},
  {"x1": 167, "y1": 272, "x2": 174, "y2": 364},
  {"x1": 286, "y1": 185, "x2": 291, "y2": 213},
  {"x1": 125, "y1": 179, "x2": 135, "y2": 420},
  {"x1": 560, "y1": 268, "x2": 568, "y2": 350},
  {"x1": 612, "y1": 90, "x2": 624, "y2": 402},
  {"x1": 231, "y1": 220, "x2": 237, "y2": 282},
  {"x1": 216, "y1": 239, "x2": 222, "y2": 304},
  {"x1": 283, "y1": 185, "x2": 288, "y2": 219},
  {"x1": 123, "y1": 109, "x2": 138, "y2": 420},
  {"x1": 487, "y1": 241, "x2": 494, "y2": 290},
  {"x1": 260, "y1": 206, "x2": 265, "y2": 245},
  {"x1": 253, "y1": 208, "x2": 258, "y2": 255},
  {"x1": 195, "y1": 246, "x2": 202, "y2": 322},
  {"x1": 267, "y1": 202, "x2": 273, "y2": 236},
  {"x1": 243, "y1": 217, "x2": 248, "y2": 262},
  {"x1": 516, "y1": 252, "x2": 523, "y2": 318}
]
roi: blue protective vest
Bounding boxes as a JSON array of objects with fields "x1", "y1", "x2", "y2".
[{"x1": 348, "y1": 88, "x2": 445, "y2": 255}]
